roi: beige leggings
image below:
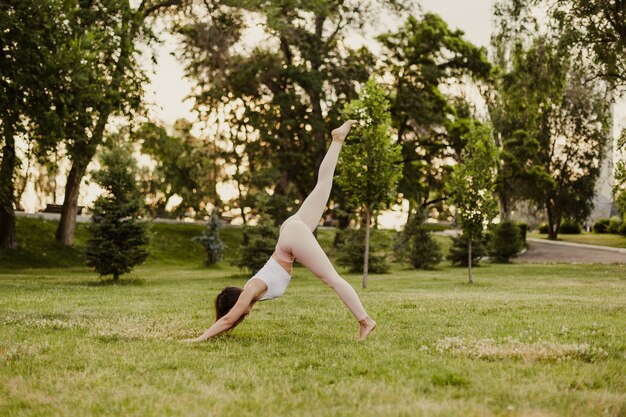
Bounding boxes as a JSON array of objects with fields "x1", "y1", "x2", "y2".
[{"x1": 277, "y1": 141, "x2": 369, "y2": 321}]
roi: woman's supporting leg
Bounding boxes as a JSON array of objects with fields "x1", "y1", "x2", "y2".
[{"x1": 295, "y1": 121, "x2": 356, "y2": 232}]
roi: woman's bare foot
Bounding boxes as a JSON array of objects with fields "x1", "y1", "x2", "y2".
[
  {"x1": 331, "y1": 120, "x2": 358, "y2": 143},
  {"x1": 359, "y1": 317, "x2": 377, "y2": 340}
]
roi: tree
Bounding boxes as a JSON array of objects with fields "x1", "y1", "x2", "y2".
[
  {"x1": 336, "y1": 80, "x2": 403, "y2": 288},
  {"x1": 177, "y1": 1, "x2": 405, "y2": 224},
  {"x1": 377, "y1": 13, "x2": 491, "y2": 215},
  {"x1": 395, "y1": 208, "x2": 442, "y2": 270},
  {"x1": 488, "y1": 221, "x2": 523, "y2": 263},
  {"x1": 85, "y1": 136, "x2": 149, "y2": 281},
  {"x1": 498, "y1": 0, "x2": 626, "y2": 89},
  {"x1": 54, "y1": 0, "x2": 187, "y2": 246},
  {"x1": 491, "y1": 36, "x2": 611, "y2": 238},
  {"x1": 192, "y1": 208, "x2": 225, "y2": 266},
  {"x1": 136, "y1": 120, "x2": 222, "y2": 218},
  {"x1": 446, "y1": 123, "x2": 499, "y2": 284},
  {"x1": 0, "y1": 0, "x2": 68, "y2": 249}
]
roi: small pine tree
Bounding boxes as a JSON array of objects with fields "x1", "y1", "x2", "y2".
[
  {"x1": 86, "y1": 138, "x2": 149, "y2": 281},
  {"x1": 448, "y1": 233, "x2": 487, "y2": 267},
  {"x1": 488, "y1": 220, "x2": 523, "y2": 263},
  {"x1": 232, "y1": 217, "x2": 278, "y2": 274},
  {"x1": 336, "y1": 228, "x2": 391, "y2": 274},
  {"x1": 395, "y1": 209, "x2": 442, "y2": 269},
  {"x1": 192, "y1": 208, "x2": 225, "y2": 265}
]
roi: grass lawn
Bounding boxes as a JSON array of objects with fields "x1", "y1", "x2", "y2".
[
  {"x1": 1, "y1": 218, "x2": 625, "y2": 416},
  {"x1": 528, "y1": 232, "x2": 626, "y2": 249},
  {"x1": 2, "y1": 262, "x2": 625, "y2": 416}
]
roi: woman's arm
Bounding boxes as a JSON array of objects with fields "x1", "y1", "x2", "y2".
[{"x1": 183, "y1": 280, "x2": 266, "y2": 342}]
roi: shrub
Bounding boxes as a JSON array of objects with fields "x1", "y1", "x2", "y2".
[
  {"x1": 86, "y1": 139, "x2": 149, "y2": 281},
  {"x1": 560, "y1": 219, "x2": 582, "y2": 234},
  {"x1": 447, "y1": 233, "x2": 486, "y2": 267},
  {"x1": 488, "y1": 221, "x2": 523, "y2": 263},
  {"x1": 607, "y1": 217, "x2": 622, "y2": 234},
  {"x1": 337, "y1": 228, "x2": 391, "y2": 274},
  {"x1": 192, "y1": 208, "x2": 225, "y2": 265},
  {"x1": 395, "y1": 210, "x2": 442, "y2": 269},
  {"x1": 538, "y1": 223, "x2": 549, "y2": 234},
  {"x1": 231, "y1": 218, "x2": 278, "y2": 274},
  {"x1": 593, "y1": 218, "x2": 611, "y2": 233},
  {"x1": 619, "y1": 220, "x2": 626, "y2": 236},
  {"x1": 516, "y1": 222, "x2": 528, "y2": 243}
]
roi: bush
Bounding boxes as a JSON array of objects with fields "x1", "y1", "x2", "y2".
[
  {"x1": 337, "y1": 228, "x2": 391, "y2": 274},
  {"x1": 607, "y1": 217, "x2": 622, "y2": 234},
  {"x1": 447, "y1": 233, "x2": 486, "y2": 267},
  {"x1": 538, "y1": 223, "x2": 549, "y2": 234},
  {"x1": 395, "y1": 210, "x2": 442, "y2": 269},
  {"x1": 86, "y1": 139, "x2": 149, "y2": 281},
  {"x1": 192, "y1": 208, "x2": 225, "y2": 265},
  {"x1": 488, "y1": 221, "x2": 523, "y2": 263},
  {"x1": 593, "y1": 218, "x2": 611, "y2": 233},
  {"x1": 560, "y1": 219, "x2": 582, "y2": 234},
  {"x1": 516, "y1": 222, "x2": 528, "y2": 243},
  {"x1": 231, "y1": 218, "x2": 278, "y2": 274},
  {"x1": 619, "y1": 220, "x2": 626, "y2": 236}
]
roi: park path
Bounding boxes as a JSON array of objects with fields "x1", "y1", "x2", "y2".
[{"x1": 518, "y1": 238, "x2": 626, "y2": 264}]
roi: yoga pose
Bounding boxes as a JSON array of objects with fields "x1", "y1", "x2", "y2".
[{"x1": 185, "y1": 120, "x2": 376, "y2": 342}]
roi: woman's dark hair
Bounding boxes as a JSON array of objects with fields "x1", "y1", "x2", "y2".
[{"x1": 215, "y1": 286, "x2": 244, "y2": 323}]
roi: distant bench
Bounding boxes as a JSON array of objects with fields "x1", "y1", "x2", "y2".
[{"x1": 41, "y1": 204, "x2": 84, "y2": 215}]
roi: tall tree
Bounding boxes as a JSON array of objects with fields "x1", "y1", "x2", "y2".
[
  {"x1": 446, "y1": 123, "x2": 499, "y2": 284},
  {"x1": 377, "y1": 13, "x2": 491, "y2": 216},
  {"x1": 0, "y1": 0, "x2": 68, "y2": 249},
  {"x1": 490, "y1": 36, "x2": 611, "y2": 237},
  {"x1": 337, "y1": 80, "x2": 403, "y2": 288},
  {"x1": 53, "y1": 0, "x2": 187, "y2": 246},
  {"x1": 177, "y1": 1, "x2": 405, "y2": 223}
]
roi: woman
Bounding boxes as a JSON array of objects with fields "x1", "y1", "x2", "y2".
[{"x1": 185, "y1": 120, "x2": 377, "y2": 342}]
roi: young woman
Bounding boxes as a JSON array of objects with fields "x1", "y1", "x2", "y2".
[{"x1": 185, "y1": 120, "x2": 377, "y2": 342}]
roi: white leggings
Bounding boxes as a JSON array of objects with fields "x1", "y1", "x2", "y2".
[{"x1": 277, "y1": 141, "x2": 369, "y2": 321}]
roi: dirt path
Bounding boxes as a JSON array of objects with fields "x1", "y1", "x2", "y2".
[{"x1": 518, "y1": 239, "x2": 626, "y2": 264}]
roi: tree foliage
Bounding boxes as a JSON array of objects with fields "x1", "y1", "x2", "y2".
[
  {"x1": 378, "y1": 13, "x2": 491, "y2": 214},
  {"x1": 0, "y1": 0, "x2": 69, "y2": 249},
  {"x1": 177, "y1": 0, "x2": 405, "y2": 223},
  {"x1": 137, "y1": 120, "x2": 222, "y2": 218},
  {"x1": 85, "y1": 136, "x2": 149, "y2": 281}
]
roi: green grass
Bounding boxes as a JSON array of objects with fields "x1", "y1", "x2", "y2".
[
  {"x1": 528, "y1": 232, "x2": 626, "y2": 249},
  {"x1": 1, "y1": 218, "x2": 625, "y2": 416},
  {"x1": 1, "y1": 263, "x2": 625, "y2": 417}
]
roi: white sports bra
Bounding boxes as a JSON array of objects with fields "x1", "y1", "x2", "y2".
[{"x1": 244, "y1": 257, "x2": 292, "y2": 301}]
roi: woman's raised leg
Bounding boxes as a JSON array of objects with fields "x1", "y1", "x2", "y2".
[{"x1": 294, "y1": 120, "x2": 356, "y2": 232}]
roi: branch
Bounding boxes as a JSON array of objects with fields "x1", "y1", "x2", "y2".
[{"x1": 142, "y1": 0, "x2": 184, "y2": 17}]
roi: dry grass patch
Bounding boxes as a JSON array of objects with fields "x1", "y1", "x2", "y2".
[{"x1": 431, "y1": 336, "x2": 609, "y2": 362}]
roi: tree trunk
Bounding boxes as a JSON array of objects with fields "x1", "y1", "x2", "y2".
[
  {"x1": 546, "y1": 203, "x2": 557, "y2": 240},
  {"x1": 362, "y1": 206, "x2": 371, "y2": 289},
  {"x1": 468, "y1": 237, "x2": 473, "y2": 285},
  {"x1": 0, "y1": 126, "x2": 18, "y2": 250},
  {"x1": 55, "y1": 161, "x2": 87, "y2": 246},
  {"x1": 113, "y1": 273, "x2": 119, "y2": 282}
]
